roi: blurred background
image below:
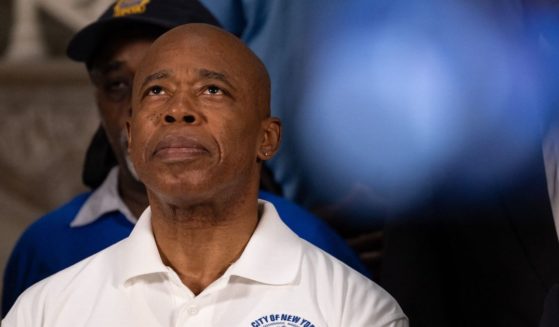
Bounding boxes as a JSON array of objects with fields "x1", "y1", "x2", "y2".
[
  {"x1": 292, "y1": 0, "x2": 558, "y2": 220},
  {"x1": 0, "y1": 0, "x2": 114, "y2": 300}
]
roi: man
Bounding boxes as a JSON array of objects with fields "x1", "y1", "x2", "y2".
[
  {"x1": 1, "y1": 0, "x2": 368, "y2": 317},
  {"x1": 3, "y1": 23, "x2": 407, "y2": 326}
]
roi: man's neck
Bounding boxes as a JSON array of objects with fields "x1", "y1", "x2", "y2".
[
  {"x1": 118, "y1": 168, "x2": 148, "y2": 219},
  {"x1": 150, "y1": 198, "x2": 259, "y2": 295}
]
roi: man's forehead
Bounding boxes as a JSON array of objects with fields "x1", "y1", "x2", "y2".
[
  {"x1": 140, "y1": 40, "x2": 237, "y2": 78},
  {"x1": 151, "y1": 35, "x2": 221, "y2": 57},
  {"x1": 157, "y1": 23, "x2": 226, "y2": 44},
  {"x1": 137, "y1": 66, "x2": 234, "y2": 87},
  {"x1": 90, "y1": 61, "x2": 127, "y2": 80}
]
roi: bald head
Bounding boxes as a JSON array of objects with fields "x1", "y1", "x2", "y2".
[{"x1": 133, "y1": 23, "x2": 271, "y2": 118}]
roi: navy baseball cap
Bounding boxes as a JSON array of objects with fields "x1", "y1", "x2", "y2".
[{"x1": 67, "y1": 0, "x2": 220, "y2": 63}]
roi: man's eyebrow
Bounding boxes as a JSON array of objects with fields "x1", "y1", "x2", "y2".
[
  {"x1": 89, "y1": 60, "x2": 124, "y2": 77},
  {"x1": 103, "y1": 61, "x2": 123, "y2": 74},
  {"x1": 139, "y1": 70, "x2": 172, "y2": 90},
  {"x1": 198, "y1": 69, "x2": 236, "y2": 90}
]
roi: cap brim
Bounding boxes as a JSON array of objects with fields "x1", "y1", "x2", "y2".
[{"x1": 66, "y1": 16, "x2": 174, "y2": 63}]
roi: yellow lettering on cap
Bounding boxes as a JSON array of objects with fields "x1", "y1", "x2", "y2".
[{"x1": 113, "y1": 0, "x2": 151, "y2": 17}]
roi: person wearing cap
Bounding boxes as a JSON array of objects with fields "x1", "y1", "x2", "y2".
[
  {"x1": 1, "y1": 0, "x2": 369, "y2": 318},
  {"x1": 2, "y1": 23, "x2": 407, "y2": 326}
]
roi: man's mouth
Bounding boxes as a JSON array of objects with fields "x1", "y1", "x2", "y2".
[{"x1": 153, "y1": 134, "x2": 210, "y2": 162}]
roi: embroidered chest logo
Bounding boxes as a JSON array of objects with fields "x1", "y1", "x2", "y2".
[
  {"x1": 113, "y1": 0, "x2": 150, "y2": 17},
  {"x1": 250, "y1": 313, "x2": 316, "y2": 327}
]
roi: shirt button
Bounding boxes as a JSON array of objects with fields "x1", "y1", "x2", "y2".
[{"x1": 186, "y1": 304, "x2": 199, "y2": 315}]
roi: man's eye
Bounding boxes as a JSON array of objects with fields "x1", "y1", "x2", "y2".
[
  {"x1": 205, "y1": 85, "x2": 223, "y2": 95},
  {"x1": 103, "y1": 80, "x2": 130, "y2": 101},
  {"x1": 105, "y1": 80, "x2": 129, "y2": 92},
  {"x1": 147, "y1": 86, "x2": 165, "y2": 95}
]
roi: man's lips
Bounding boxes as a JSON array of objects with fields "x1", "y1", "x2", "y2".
[{"x1": 152, "y1": 134, "x2": 210, "y2": 162}]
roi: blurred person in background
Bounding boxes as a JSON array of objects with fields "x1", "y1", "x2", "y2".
[{"x1": 1, "y1": 0, "x2": 368, "y2": 317}]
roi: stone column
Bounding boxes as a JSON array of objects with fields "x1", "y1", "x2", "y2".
[{"x1": 4, "y1": 0, "x2": 46, "y2": 61}]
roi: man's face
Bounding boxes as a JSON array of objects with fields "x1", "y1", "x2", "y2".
[
  {"x1": 89, "y1": 35, "x2": 156, "y2": 179},
  {"x1": 128, "y1": 25, "x2": 276, "y2": 206}
]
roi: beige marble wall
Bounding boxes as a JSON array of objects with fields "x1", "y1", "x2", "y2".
[
  {"x1": 0, "y1": 59, "x2": 99, "y2": 304},
  {"x1": 0, "y1": 0, "x2": 115, "y2": 309}
]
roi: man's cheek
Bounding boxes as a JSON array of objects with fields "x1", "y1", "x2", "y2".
[{"x1": 129, "y1": 129, "x2": 144, "y2": 163}]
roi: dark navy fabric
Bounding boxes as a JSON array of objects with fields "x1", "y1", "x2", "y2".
[{"x1": 2, "y1": 191, "x2": 368, "y2": 316}]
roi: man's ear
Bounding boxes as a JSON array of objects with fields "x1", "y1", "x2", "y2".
[{"x1": 257, "y1": 117, "x2": 281, "y2": 161}]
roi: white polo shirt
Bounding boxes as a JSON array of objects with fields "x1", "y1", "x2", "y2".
[{"x1": 3, "y1": 201, "x2": 407, "y2": 327}]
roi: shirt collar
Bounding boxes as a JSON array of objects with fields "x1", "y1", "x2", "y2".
[
  {"x1": 70, "y1": 167, "x2": 136, "y2": 227},
  {"x1": 227, "y1": 200, "x2": 302, "y2": 285},
  {"x1": 115, "y1": 206, "x2": 168, "y2": 286},
  {"x1": 115, "y1": 200, "x2": 303, "y2": 287}
]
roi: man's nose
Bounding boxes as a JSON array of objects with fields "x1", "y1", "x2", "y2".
[
  {"x1": 163, "y1": 114, "x2": 196, "y2": 124},
  {"x1": 163, "y1": 94, "x2": 200, "y2": 125}
]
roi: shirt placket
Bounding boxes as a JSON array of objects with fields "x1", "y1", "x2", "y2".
[{"x1": 168, "y1": 269, "x2": 230, "y2": 326}]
